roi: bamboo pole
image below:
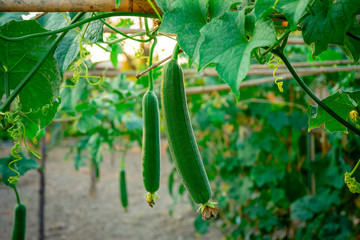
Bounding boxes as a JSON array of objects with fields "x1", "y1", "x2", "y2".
[
  {"x1": 0, "y1": 0, "x2": 160, "y2": 13},
  {"x1": 63, "y1": 65, "x2": 359, "y2": 79}
]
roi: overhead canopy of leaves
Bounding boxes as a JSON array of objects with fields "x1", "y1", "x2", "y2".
[
  {"x1": 159, "y1": 0, "x2": 208, "y2": 61},
  {"x1": 159, "y1": 0, "x2": 242, "y2": 62},
  {"x1": 255, "y1": 0, "x2": 311, "y2": 30},
  {"x1": 199, "y1": 10, "x2": 276, "y2": 99}
]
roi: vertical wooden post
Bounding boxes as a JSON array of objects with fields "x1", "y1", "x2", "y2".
[{"x1": 38, "y1": 128, "x2": 47, "y2": 240}]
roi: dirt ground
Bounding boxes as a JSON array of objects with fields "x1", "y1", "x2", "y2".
[{"x1": 0, "y1": 142, "x2": 223, "y2": 240}]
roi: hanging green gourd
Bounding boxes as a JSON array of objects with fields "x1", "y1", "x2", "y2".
[
  {"x1": 142, "y1": 37, "x2": 161, "y2": 207},
  {"x1": 161, "y1": 44, "x2": 217, "y2": 221}
]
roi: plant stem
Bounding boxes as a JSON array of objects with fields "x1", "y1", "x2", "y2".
[
  {"x1": 99, "y1": 18, "x2": 152, "y2": 43},
  {"x1": 273, "y1": 49, "x2": 360, "y2": 137},
  {"x1": 148, "y1": 37, "x2": 158, "y2": 91},
  {"x1": 0, "y1": 12, "x2": 157, "y2": 42},
  {"x1": 146, "y1": 0, "x2": 162, "y2": 21},
  {"x1": 106, "y1": 31, "x2": 149, "y2": 45},
  {"x1": 171, "y1": 44, "x2": 180, "y2": 61},
  {"x1": 346, "y1": 32, "x2": 360, "y2": 42},
  {"x1": 145, "y1": 18, "x2": 151, "y2": 37},
  {"x1": 12, "y1": 185, "x2": 21, "y2": 205},
  {"x1": 350, "y1": 159, "x2": 360, "y2": 176},
  {"x1": 261, "y1": 29, "x2": 291, "y2": 57},
  {"x1": 0, "y1": 12, "x2": 86, "y2": 113},
  {"x1": 4, "y1": 70, "x2": 9, "y2": 116}
]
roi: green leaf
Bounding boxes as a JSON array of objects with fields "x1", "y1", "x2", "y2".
[
  {"x1": 0, "y1": 20, "x2": 61, "y2": 138},
  {"x1": 302, "y1": 0, "x2": 360, "y2": 57},
  {"x1": 290, "y1": 189, "x2": 340, "y2": 220},
  {"x1": 38, "y1": 13, "x2": 103, "y2": 74},
  {"x1": 110, "y1": 44, "x2": 123, "y2": 69},
  {"x1": 55, "y1": 30, "x2": 81, "y2": 75},
  {"x1": 155, "y1": 0, "x2": 175, "y2": 12},
  {"x1": 228, "y1": 176, "x2": 254, "y2": 204},
  {"x1": 116, "y1": 0, "x2": 122, "y2": 8},
  {"x1": 159, "y1": 0, "x2": 208, "y2": 60},
  {"x1": 199, "y1": 11, "x2": 276, "y2": 99},
  {"x1": 194, "y1": 215, "x2": 209, "y2": 234},
  {"x1": 75, "y1": 102, "x2": 102, "y2": 133},
  {"x1": 0, "y1": 153, "x2": 39, "y2": 186},
  {"x1": 38, "y1": 12, "x2": 69, "y2": 30},
  {"x1": 84, "y1": 16, "x2": 103, "y2": 43},
  {"x1": 22, "y1": 99, "x2": 61, "y2": 139},
  {"x1": 340, "y1": 22, "x2": 360, "y2": 62},
  {"x1": 306, "y1": 90, "x2": 360, "y2": 133},
  {"x1": 38, "y1": 13, "x2": 80, "y2": 75},
  {"x1": 0, "y1": 13, "x2": 26, "y2": 26},
  {"x1": 250, "y1": 164, "x2": 285, "y2": 187},
  {"x1": 208, "y1": 0, "x2": 241, "y2": 20},
  {"x1": 255, "y1": 0, "x2": 311, "y2": 30},
  {"x1": 122, "y1": 112, "x2": 142, "y2": 131}
]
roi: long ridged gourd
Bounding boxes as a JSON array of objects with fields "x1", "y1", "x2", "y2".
[
  {"x1": 141, "y1": 37, "x2": 160, "y2": 207},
  {"x1": 161, "y1": 56, "x2": 211, "y2": 205},
  {"x1": 119, "y1": 169, "x2": 128, "y2": 210},
  {"x1": 11, "y1": 203, "x2": 26, "y2": 240},
  {"x1": 142, "y1": 90, "x2": 161, "y2": 207}
]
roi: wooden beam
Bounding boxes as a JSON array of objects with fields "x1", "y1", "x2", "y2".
[
  {"x1": 64, "y1": 65, "x2": 359, "y2": 79},
  {"x1": 0, "y1": 0, "x2": 160, "y2": 14}
]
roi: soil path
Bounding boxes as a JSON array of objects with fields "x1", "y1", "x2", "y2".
[{"x1": 0, "y1": 144, "x2": 222, "y2": 240}]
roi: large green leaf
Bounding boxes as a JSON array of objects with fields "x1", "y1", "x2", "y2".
[
  {"x1": 38, "y1": 13, "x2": 103, "y2": 75},
  {"x1": 38, "y1": 13, "x2": 80, "y2": 75},
  {"x1": 302, "y1": 0, "x2": 360, "y2": 57},
  {"x1": 208, "y1": 0, "x2": 241, "y2": 20},
  {"x1": 255, "y1": 0, "x2": 311, "y2": 30},
  {"x1": 306, "y1": 90, "x2": 360, "y2": 133},
  {"x1": 290, "y1": 189, "x2": 340, "y2": 220},
  {"x1": 74, "y1": 102, "x2": 101, "y2": 133},
  {"x1": 199, "y1": 11, "x2": 276, "y2": 98},
  {"x1": 340, "y1": 22, "x2": 360, "y2": 62},
  {"x1": 0, "y1": 20, "x2": 61, "y2": 139},
  {"x1": 159, "y1": 0, "x2": 208, "y2": 60},
  {"x1": 0, "y1": 13, "x2": 26, "y2": 26},
  {"x1": 0, "y1": 153, "x2": 39, "y2": 186},
  {"x1": 155, "y1": 0, "x2": 175, "y2": 12}
]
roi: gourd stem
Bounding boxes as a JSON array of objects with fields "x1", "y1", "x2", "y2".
[
  {"x1": 119, "y1": 149, "x2": 127, "y2": 170},
  {"x1": 100, "y1": 18, "x2": 151, "y2": 43},
  {"x1": 145, "y1": 18, "x2": 151, "y2": 38},
  {"x1": 148, "y1": 37, "x2": 158, "y2": 91},
  {"x1": 171, "y1": 44, "x2": 180, "y2": 61},
  {"x1": 0, "y1": 12, "x2": 86, "y2": 113},
  {"x1": 106, "y1": 31, "x2": 149, "y2": 45},
  {"x1": 12, "y1": 185, "x2": 21, "y2": 205},
  {"x1": 273, "y1": 49, "x2": 360, "y2": 137},
  {"x1": 350, "y1": 159, "x2": 360, "y2": 176}
]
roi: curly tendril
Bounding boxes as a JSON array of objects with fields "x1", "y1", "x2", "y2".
[
  {"x1": 345, "y1": 158, "x2": 360, "y2": 194},
  {"x1": 267, "y1": 57, "x2": 284, "y2": 92},
  {"x1": 1, "y1": 111, "x2": 42, "y2": 184},
  {"x1": 63, "y1": 17, "x2": 102, "y2": 89}
]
